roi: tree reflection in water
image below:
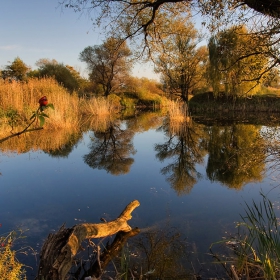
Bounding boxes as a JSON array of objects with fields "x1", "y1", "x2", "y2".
[
  {"x1": 84, "y1": 120, "x2": 136, "y2": 175},
  {"x1": 71, "y1": 226, "x2": 191, "y2": 280},
  {"x1": 156, "y1": 117, "x2": 269, "y2": 192},
  {"x1": 206, "y1": 124, "x2": 266, "y2": 189},
  {"x1": 155, "y1": 118, "x2": 206, "y2": 195},
  {"x1": 128, "y1": 227, "x2": 190, "y2": 279}
]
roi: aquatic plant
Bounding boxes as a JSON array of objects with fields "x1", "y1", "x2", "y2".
[{"x1": 211, "y1": 193, "x2": 280, "y2": 279}]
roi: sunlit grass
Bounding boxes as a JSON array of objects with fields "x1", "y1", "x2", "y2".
[
  {"x1": 167, "y1": 100, "x2": 190, "y2": 121},
  {"x1": 0, "y1": 78, "x2": 79, "y2": 131},
  {"x1": 0, "y1": 231, "x2": 27, "y2": 280},
  {"x1": 80, "y1": 96, "x2": 116, "y2": 116}
]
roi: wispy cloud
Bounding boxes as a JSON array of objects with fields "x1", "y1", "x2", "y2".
[{"x1": 0, "y1": 45, "x2": 20, "y2": 50}]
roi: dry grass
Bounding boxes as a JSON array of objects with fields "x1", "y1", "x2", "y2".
[
  {"x1": 0, "y1": 78, "x2": 80, "y2": 131},
  {"x1": 167, "y1": 100, "x2": 189, "y2": 122},
  {"x1": 0, "y1": 231, "x2": 26, "y2": 280},
  {"x1": 0, "y1": 78, "x2": 125, "y2": 147},
  {"x1": 166, "y1": 100, "x2": 192, "y2": 135},
  {"x1": 80, "y1": 96, "x2": 116, "y2": 116}
]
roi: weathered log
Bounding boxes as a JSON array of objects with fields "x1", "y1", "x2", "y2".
[{"x1": 36, "y1": 200, "x2": 140, "y2": 280}]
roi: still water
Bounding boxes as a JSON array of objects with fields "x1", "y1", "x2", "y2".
[{"x1": 1, "y1": 111, "x2": 280, "y2": 278}]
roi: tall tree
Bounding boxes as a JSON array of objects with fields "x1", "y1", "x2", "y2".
[
  {"x1": 80, "y1": 37, "x2": 132, "y2": 96},
  {"x1": 154, "y1": 16, "x2": 208, "y2": 102},
  {"x1": 61, "y1": 0, "x2": 280, "y2": 83},
  {"x1": 208, "y1": 25, "x2": 269, "y2": 98},
  {"x1": 1, "y1": 57, "x2": 30, "y2": 81}
]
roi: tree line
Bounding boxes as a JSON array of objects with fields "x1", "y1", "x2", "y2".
[{"x1": 1, "y1": 18, "x2": 280, "y2": 103}]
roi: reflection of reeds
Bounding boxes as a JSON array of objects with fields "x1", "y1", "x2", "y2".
[
  {"x1": 167, "y1": 100, "x2": 189, "y2": 121},
  {"x1": 85, "y1": 115, "x2": 115, "y2": 132},
  {"x1": 0, "y1": 127, "x2": 81, "y2": 154},
  {"x1": 167, "y1": 100, "x2": 191, "y2": 135}
]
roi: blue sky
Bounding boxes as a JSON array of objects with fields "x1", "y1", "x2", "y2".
[{"x1": 1, "y1": 0, "x2": 156, "y2": 78}]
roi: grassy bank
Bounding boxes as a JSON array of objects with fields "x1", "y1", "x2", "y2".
[{"x1": 0, "y1": 78, "x2": 80, "y2": 133}]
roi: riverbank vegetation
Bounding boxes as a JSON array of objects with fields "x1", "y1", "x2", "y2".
[{"x1": 2, "y1": 0, "x2": 280, "y2": 277}]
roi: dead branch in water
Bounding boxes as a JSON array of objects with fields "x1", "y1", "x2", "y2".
[{"x1": 36, "y1": 200, "x2": 140, "y2": 280}]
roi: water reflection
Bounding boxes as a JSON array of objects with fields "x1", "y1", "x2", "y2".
[
  {"x1": 0, "y1": 128, "x2": 84, "y2": 155},
  {"x1": 0, "y1": 111, "x2": 273, "y2": 190},
  {"x1": 156, "y1": 118, "x2": 267, "y2": 192},
  {"x1": 83, "y1": 112, "x2": 164, "y2": 175},
  {"x1": 84, "y1": 120, "x2": 136, "y2": 175},
  {"x1": 128, "y1": 227, "x2": 190, "y2": 279},
  {"x1": 48, "y1": 131, "x2": 83, "y2": 158},
  {"x1": 70, "y1": 226, "x2": 190, "y2": 280},
  {"x1": 155, "y1": 119, "x2": 206, "y2": 194},
  {"x1": 206, "y1": 124, "x2": 265, "y2": 189}
]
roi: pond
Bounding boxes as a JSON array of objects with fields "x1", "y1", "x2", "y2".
[{"x1": 1, "y1": 110, "x2": 280, "y2": 279}]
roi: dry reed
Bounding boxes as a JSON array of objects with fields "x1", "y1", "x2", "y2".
[
  {"x1": 167, "y1": 100, "x2": 189, "y2": 121},
  {"x1": 166, "y1": 100, "x2": 192, "y2": 135},
  {"x1": 0, "y1": 78, "x2": 80, "y2": 131},
  {"x1": 80, "y1": 96, "x2": 116, "y2": 116}
]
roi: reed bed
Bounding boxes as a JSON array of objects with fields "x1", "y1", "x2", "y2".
[
  {"x1": 80, "y1": 96, "x2": 116, "y2": 116},
  {"x1": 0, "y1": 78, "x2": 80, "y2": 130},
  {"x1": 167, "y1": 100, "x2": 188, "y2": 122}
]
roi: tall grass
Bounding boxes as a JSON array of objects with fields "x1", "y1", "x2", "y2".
[
  {"x1": 211, "y1": 193, "x2": 280, "y2": 279},
  {"x1": 0, "y1": 78, "x2": 79, "y2": 130},
  {"x1": 166, "y1": 100, "x2": 189, "y2": 122},
  {"x1": 236, "y1": 194, "x2": 280, "y2": 279},
  {"x1": 80, "y1": 96, "x2": 116, "y2": 116}
]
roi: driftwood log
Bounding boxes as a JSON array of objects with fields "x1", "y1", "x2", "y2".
[{"x1": 36, "y1": 200, "x2": 140, "y2": 280}]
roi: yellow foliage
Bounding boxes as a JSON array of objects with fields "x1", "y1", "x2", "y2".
[{"x1": 0, "y1": 234, "x2": 26, "y2": 280}]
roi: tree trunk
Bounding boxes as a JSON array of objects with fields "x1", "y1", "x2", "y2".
[{"x1": 36, "y1": 200, "x2": 140, "y2": 280}]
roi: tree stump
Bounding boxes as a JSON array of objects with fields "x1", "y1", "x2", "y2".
[{"x1": 36, "y1": 200, "x2": 140, "y2": 280}]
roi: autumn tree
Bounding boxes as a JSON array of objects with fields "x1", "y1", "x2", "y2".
[
  {"x1": 80, "y1": 37, "x2": 132, "y2": 96},
  {"x1": 1, "y1": 57, "x2": 30, "y2": 81},
  {"x1": 208, "y1": 26, "x2": 269, "y2": 96},
  {"x1": 153, "y1": 15, "x2": 208, "y2": 102},
  {"x1": 35, "y1": 60, "x2": 80, "y2": 93},
  {"x1": 208, "y1": 25, "x2": 269, "y2": 98},
  {"x1": 61, "y1": 0, "x2": 280, "y2": 84}
]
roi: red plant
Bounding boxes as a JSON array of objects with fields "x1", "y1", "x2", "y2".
[{"x1": 39, "y1": 96, "x2": 48, "y2": 107}]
